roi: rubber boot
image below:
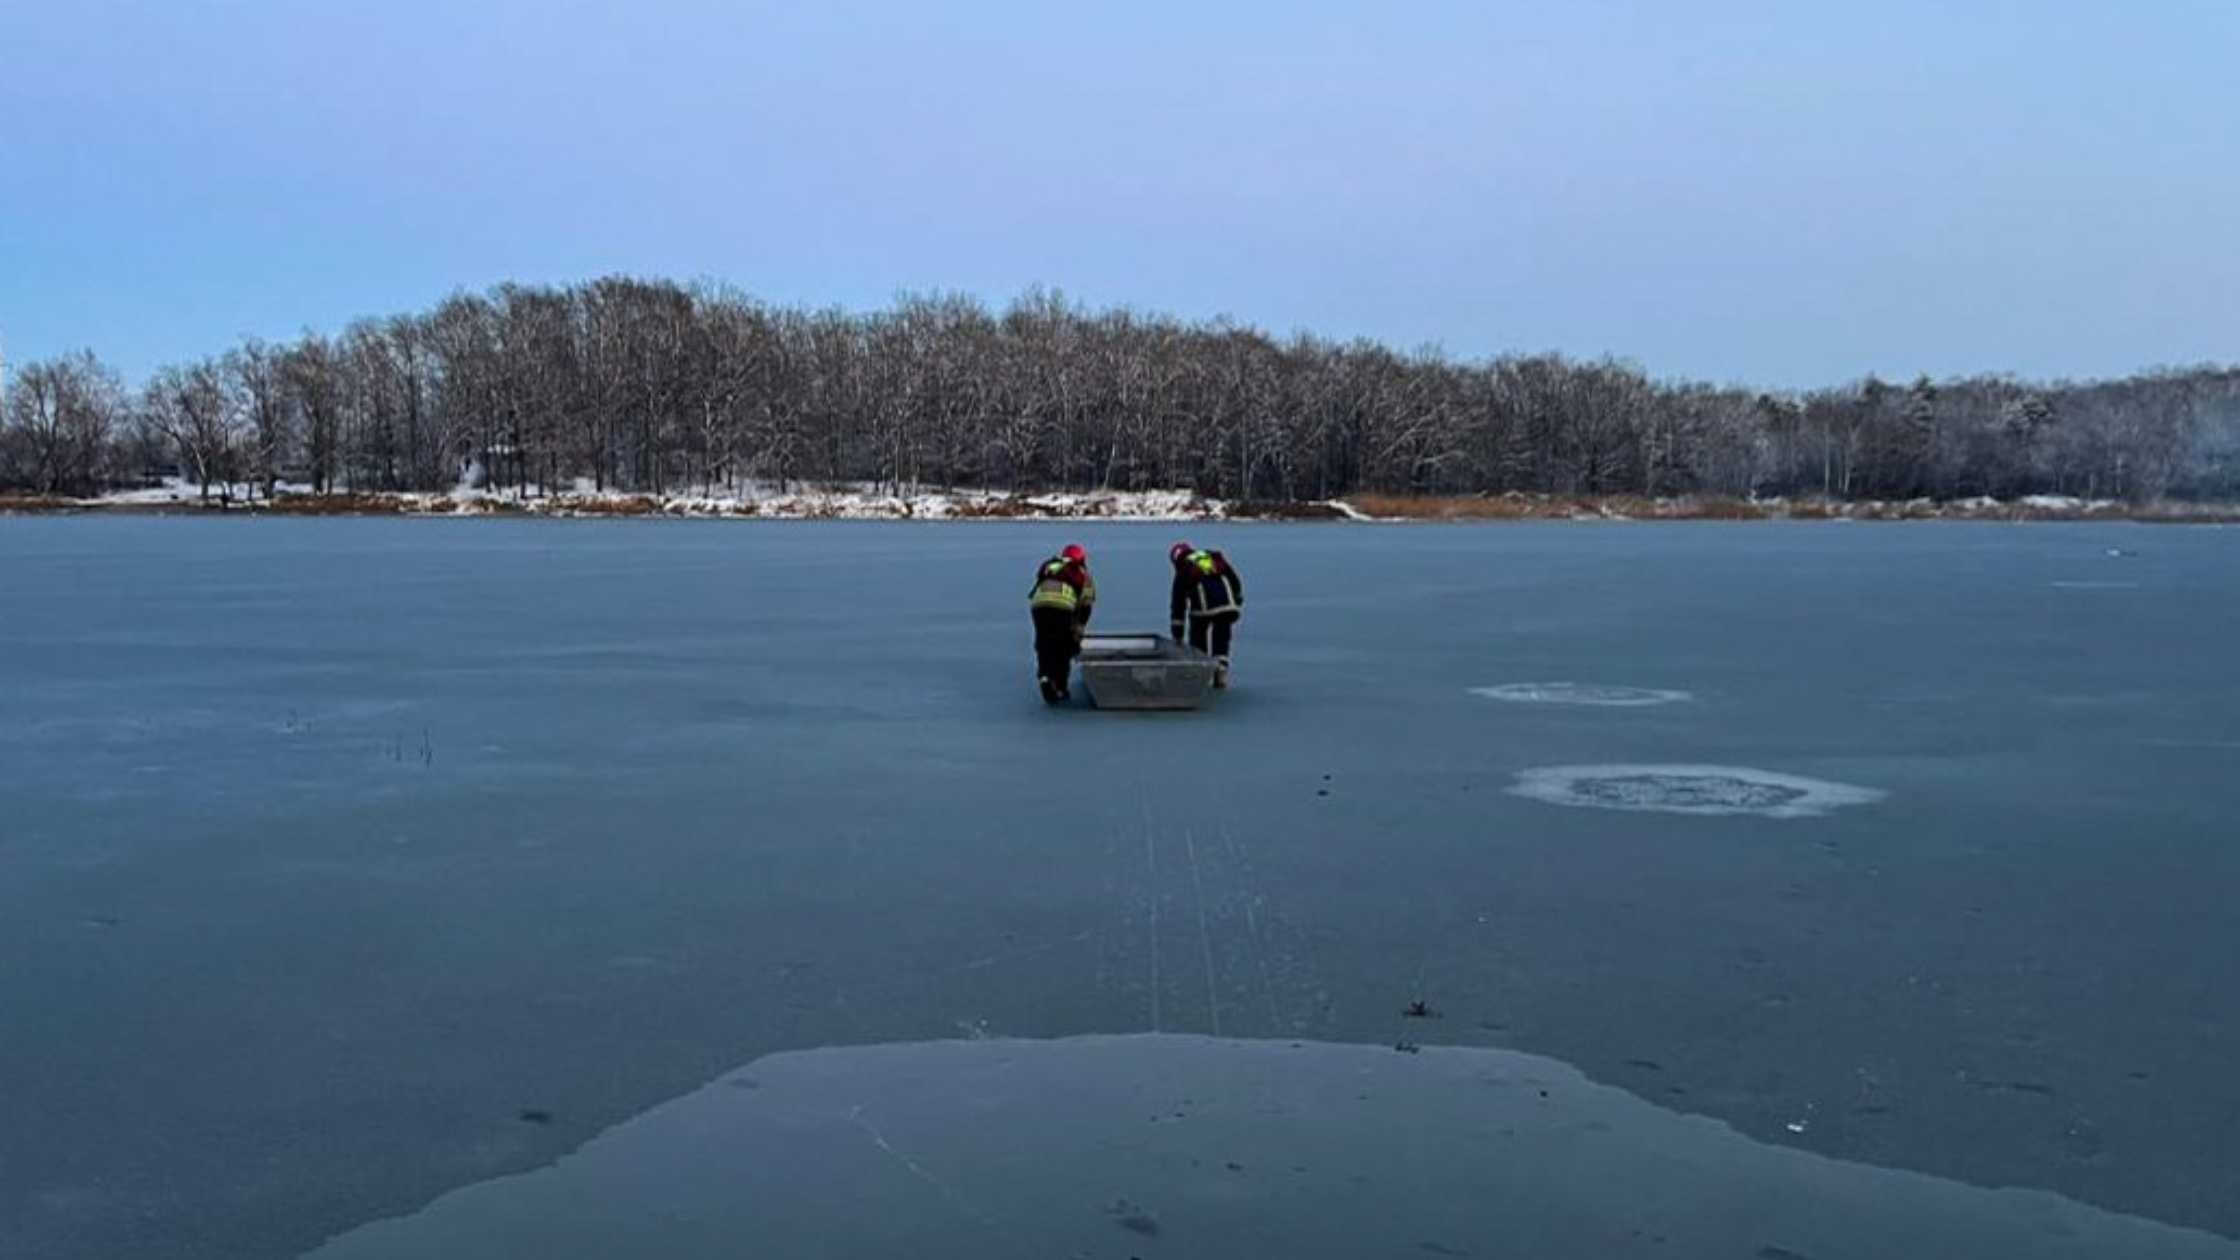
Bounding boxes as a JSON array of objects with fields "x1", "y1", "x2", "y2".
[{"x1": 1214, "y1": 657, "x2": 1231, "y2": 689}]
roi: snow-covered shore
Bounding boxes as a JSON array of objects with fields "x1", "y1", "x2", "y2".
[
  {"x1": 7, "y1": 480, "x2": 2235, "y2": 523},
  {"x1": 16, "y1": 479, "x2": 1316, "y2": 522}
]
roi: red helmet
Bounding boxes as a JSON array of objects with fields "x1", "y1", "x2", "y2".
[
  {"x1": 1170, "y1": 541, "x2": 1194, "y2": 564},
  {"x1": 1061, "y1": 544, "x2": 1088, "y2": 563}
]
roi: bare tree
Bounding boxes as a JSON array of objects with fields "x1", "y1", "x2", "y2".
[
  {"x1": 283, "y1": 334, "x2": 344, "y2": 494},
  {"x1": 140, "y1": 360, "x2": 242, "y2": 502},
  {"x1": 2, "y1": 351, "x2": 123, "y2": 495},
  {"x1": 228, "y1": 339, "x2": 292, "y2": 500},
  {"x1": 29, "y1": 277, "x2": 2235, "y2": 508}
]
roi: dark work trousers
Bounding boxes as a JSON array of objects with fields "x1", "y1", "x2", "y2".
[
  {"x1": 1187, "y1": 611, "x2": 1237, "y2": 660},
  {"x1": 1032, "y1": 607, "x2": 1082, "y2": 688}
]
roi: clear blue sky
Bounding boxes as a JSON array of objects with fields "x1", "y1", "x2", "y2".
[{"x1": 3, "y1": 0, "x2": 2234, "y2": 388}]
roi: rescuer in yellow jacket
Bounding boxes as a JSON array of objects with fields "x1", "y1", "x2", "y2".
[
  {"x1": 1029, "y1": 544, "x2": 1097, "y2": 704},
  {"x1": 1169, "y1": 541, "x2": 1243, "y2": 688}
]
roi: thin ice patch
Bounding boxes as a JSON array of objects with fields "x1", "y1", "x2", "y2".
[
  {"x1": 1470, "y1": 683, "x2": 1694, "y2": 708},
  {"x1": 1509, "y1": 765, "x2": 1883, "y2": 818},
  {"x1": 302, "y1": 1034, "x2": 2240, "y2": 1260}
]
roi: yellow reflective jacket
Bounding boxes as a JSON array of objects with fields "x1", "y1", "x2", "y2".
[
  {"x1": 1029, "y1": 558, "x2": 1097, "y2": 618},
  {"x1": 1170, "y1": 550, "x2": 1243, "y2": 621}
]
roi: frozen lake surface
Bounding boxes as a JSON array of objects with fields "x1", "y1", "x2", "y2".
[{"x1": 3, "y1": 518, "x2": 2237, "y2": 1257}]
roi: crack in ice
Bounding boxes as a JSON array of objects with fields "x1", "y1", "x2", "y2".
[{"x1": 848, "y1": 1104, "x2": 994, "y2": 1228}]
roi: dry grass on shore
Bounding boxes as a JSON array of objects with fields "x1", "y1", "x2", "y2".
[
  {"x1": 1343, "y1": 491, "x2": 2240, "y2": 523},
  {"x1": 261, "y1": 492, "x2": 413, "y2": 515},
  {"x1": 0, "y1": 493, "x2": 79, "y2": 513},
  {"x1": 1222, "y1": 500, "x2": 1354, "y2": 520},
  {"x1": 1344, "y1": 492, "x2": 1777, "y2": 521}
]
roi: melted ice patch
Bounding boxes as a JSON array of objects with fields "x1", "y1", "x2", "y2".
[
  {"x1": 1470, "y1": 682, "x2": 1694, "y2": 707},
  {"x1": 1510, "y1": 764, "x2": 1884, "y2": 818}
]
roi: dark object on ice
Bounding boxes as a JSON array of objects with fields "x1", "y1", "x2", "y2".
[
  {"x1": 517, "y1": 1109, "x2": 554, "y2": 1125},
  {"x1": 1394, "y1": 1041, "x2": 1422, "y2": 1054},
  {"x1": 1403, "y1": 1000, "x2": 1438, "y2": 1019},
  {"x1": 1077, "y1": 633, "x2": 1218, "y2": 710},
  {"x1": 1109, "y1": 1198, "x2": 1162, "y2": 1236}
]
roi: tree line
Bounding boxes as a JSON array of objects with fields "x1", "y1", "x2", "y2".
[{"x1": 6, "y1": 278, "x2": 2238, "y2": 504}]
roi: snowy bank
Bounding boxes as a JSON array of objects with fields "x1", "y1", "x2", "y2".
[
  {"x1": 437, "y1": 485, "x2": 1250, "y2": 521},
  {"x1": 35, "y1": 479, "x2": 1282, "y2": 522},
  {"x1": 9, "y1": 480, "x2": 2234, "y2": 524}
]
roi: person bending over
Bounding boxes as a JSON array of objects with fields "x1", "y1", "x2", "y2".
[
  {"x1": 1029, "y1": 543, "x2": 1096, "y2": 703},
  {"x1": 1169, "y1": 541, "x2": 1243, "y2": 688}
]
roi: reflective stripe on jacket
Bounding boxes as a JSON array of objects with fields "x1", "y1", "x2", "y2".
[
  {"x1": 1169, "y1": 550, "x2": 1242, "y2": 621},
  {"x1": 1029, "y1": 559, "x2": 1096, "y2": 614}
]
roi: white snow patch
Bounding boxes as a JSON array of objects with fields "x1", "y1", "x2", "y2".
[
  {"x1": 2018, "y1": 494, "x2": 2119, "y2": 513},
  {"x1": 76, "y1": 480, "x2": 1236, "y2": 521},
  {"x1": 90, "y1": 476, "x2": 316, "y2": 505},
  {"x1": 1471, "y1": 683, "x2": 1693, "y2": 708},
  {"x1": 1508, "y1": 764, "x2": 1885, "y2": 819},
  {"x1": 96, "y1": 478, "x2": 198, "y2": 505},
  {"x1": 717, "y1": 486, "x2": 1226, "y2": 522}
]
